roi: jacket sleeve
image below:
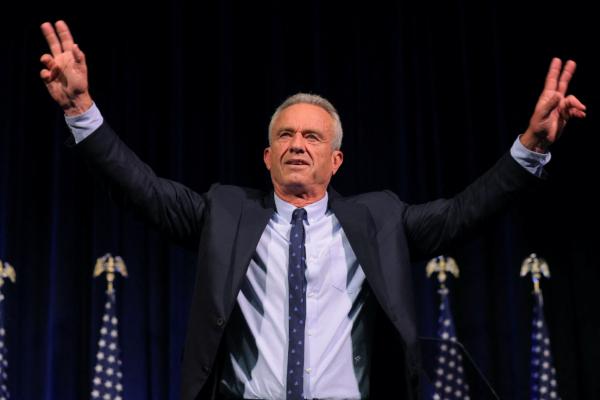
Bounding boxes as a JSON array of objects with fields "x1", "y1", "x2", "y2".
[
  {"x1": 402, "y1": 152, "x2": 543, "y2": 259},
  {"x1": 72, "y1": 122, "x2": 207, "y2": 250}
]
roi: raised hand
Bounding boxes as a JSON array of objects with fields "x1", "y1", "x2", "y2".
[
  {"x1": 40, "y1": 20, "x2": 93, "y2": 116},
  {"x1": 521, "y1": 58, "x2": 587, "y2": 153}
]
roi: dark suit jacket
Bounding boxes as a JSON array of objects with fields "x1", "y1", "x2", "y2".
[{"x1": 75, "y1": 122, "x2": 541, "y2": 399}]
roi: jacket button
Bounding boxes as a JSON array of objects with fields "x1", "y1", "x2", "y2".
[{"x1": 216, "y1": 317, "x2": 225, "y2": 327}]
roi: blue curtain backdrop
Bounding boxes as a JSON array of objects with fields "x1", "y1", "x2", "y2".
[{"x1": 1, "y1": 0, "x2": 599, "y2": 398}]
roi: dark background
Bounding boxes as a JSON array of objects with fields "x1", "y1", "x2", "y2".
[{"x1": 1, "y1": 0, "x2": 598, "y2": 398}]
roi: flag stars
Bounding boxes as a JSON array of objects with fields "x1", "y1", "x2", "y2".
[
  {"x1": 433, "y1": 293, "x2": 470, "y2": 399},
  {"x1": 91, "y1": 292, "x2": 124, "y2": 400},
  {"x1": 529, "y1": 295, "x2": 560, "y2": 399}
]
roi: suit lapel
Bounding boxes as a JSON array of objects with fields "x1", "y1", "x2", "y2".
[{"x1": 328, "y1": 189, "x2": 392, "y2": 312}]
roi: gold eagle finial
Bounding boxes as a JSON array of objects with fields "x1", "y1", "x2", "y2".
[
  {"x1": 426, "y1": 255, "x2": 460, "y2": 287},
  {"x1": 520, "y1": 253, "x2": 550, "y2": 293},
  {"x1": 93, "y1": 253, "x2": 128, "y2": 293},
  {"x1": 0, "y1": 259, "x2": 16, "y2": 288},
  {"x1": 0, "y1": 259, "x2": 16, "y2": 302}
]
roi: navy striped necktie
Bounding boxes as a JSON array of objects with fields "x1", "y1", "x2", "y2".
[{"x1": 286, "y1": 208, "x2": 307, "y2": 400}]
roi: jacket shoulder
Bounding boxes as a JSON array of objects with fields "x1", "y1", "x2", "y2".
[
  {"x1": 206, "y1": 184, "x2": 268, "y2": 202},
  {"x1": 337, "y1": 190, "x2": 406, "y2": 223}
]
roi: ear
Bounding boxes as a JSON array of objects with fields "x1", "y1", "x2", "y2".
[
  {"x1": 331, "y1": 150, "x2": 344, "y2": 175},
  {"x1": 263, "y1": 147, "x2": 272, "y2": 170}
]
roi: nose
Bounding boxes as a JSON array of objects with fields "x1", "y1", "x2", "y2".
[{"x1": 289, "y1": 131, "x2": 305, "y2": 153}]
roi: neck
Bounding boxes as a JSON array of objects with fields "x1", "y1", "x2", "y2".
[{"x1": 273, "y1": 185, "x2": 327, "y2": 207}]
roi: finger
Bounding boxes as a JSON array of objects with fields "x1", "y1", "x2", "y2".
[
  {"x1": 40, "y1": 22, "x2": 63, "y2": 56},
  {"x1": 557, "y1": 60, "x2": 576, "y2": 95},
  {"x1": 569, "y1": 109, "x2": 586, "y2": 119},
  {"x1": 543, "y1": 57, "x2": 562, "y2": 92},
  {"x1": 558, "y1": 96, "x2": 585, "y2": 120},
  {"x1": 40, "y1": 68, "x2": 52, "y2": 83},
  {"x1": 563, "y1": 94, "x2": 586, "y2": 112},
  {"x1": 72, "y1": 44, "x2": 85, "y2": 64},
  {"x1": 55, "y1": 20, "x2": 75, "y2": 52},
  {"x1": 39, "y1": 53, "x2": 54, "y2": 69},
  {"x1": 538, "y1": 92, "x2": 561, "y2": 118}
]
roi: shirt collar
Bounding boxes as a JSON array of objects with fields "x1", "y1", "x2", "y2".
[{"x1": 273, "y1": 192, "x2": 329, "y2": 225}]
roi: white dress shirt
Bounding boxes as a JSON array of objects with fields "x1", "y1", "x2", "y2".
[{"x1": 220, "y1": 193, "x2": 372, "y2": 399}]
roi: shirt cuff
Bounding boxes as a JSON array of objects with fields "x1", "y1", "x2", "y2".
[
  {"x1": 510, "y1": 135, "x2": 551, "y2": 177},
  {"x1": 64, "y1": 103, "x2": 104, "y2": 144}
]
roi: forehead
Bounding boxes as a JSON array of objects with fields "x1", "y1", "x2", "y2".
[{"x1": 273, "y1": 103, "x2": 335, "y2": 132}]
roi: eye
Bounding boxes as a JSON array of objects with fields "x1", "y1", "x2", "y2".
[
  {"x1": 304, "y1": 133, "x2": 320, "y2": 141},
  {"x1": 279, "y1": 130, "x2": 292, "y2": 138}
]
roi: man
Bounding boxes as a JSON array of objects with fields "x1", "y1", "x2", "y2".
[{"x1": 40, "y1": 20, "x2": 585, "y2": 400}]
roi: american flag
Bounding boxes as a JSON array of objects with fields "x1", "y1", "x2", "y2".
[
  {"x1": 530, "y1": 291, "x2": 560, "y2": 400},
  {"x1": 431, "y1": 287, "x2": 470, "y2": 400},
  {"x1": 0, "y1": 290, "x2": 9, "y2": 399},
  {"x1": 91, "y1": 290, "x2": 124, "y2": 400}
]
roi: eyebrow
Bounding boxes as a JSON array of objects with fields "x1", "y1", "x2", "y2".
[{"x1": 277, "y1": 127, "x2": 324, "y2": 137}]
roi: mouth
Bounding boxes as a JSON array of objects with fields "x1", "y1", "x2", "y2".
[{"x1": 285, "y1": 159, "x2": 310, "y2": 166}]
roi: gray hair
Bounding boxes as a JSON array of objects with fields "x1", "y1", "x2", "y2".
[{"x1": 268, "y1": 93, "x2": 343, "y2": 150}]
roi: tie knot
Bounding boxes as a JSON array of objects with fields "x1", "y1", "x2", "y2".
[{"x1": 291, "y1": 208, "x2": 307, "y2": 224}]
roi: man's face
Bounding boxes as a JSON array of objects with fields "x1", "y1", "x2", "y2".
[{"x1": 264, "y1": 103, "x2": 343, "y2": 196}]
